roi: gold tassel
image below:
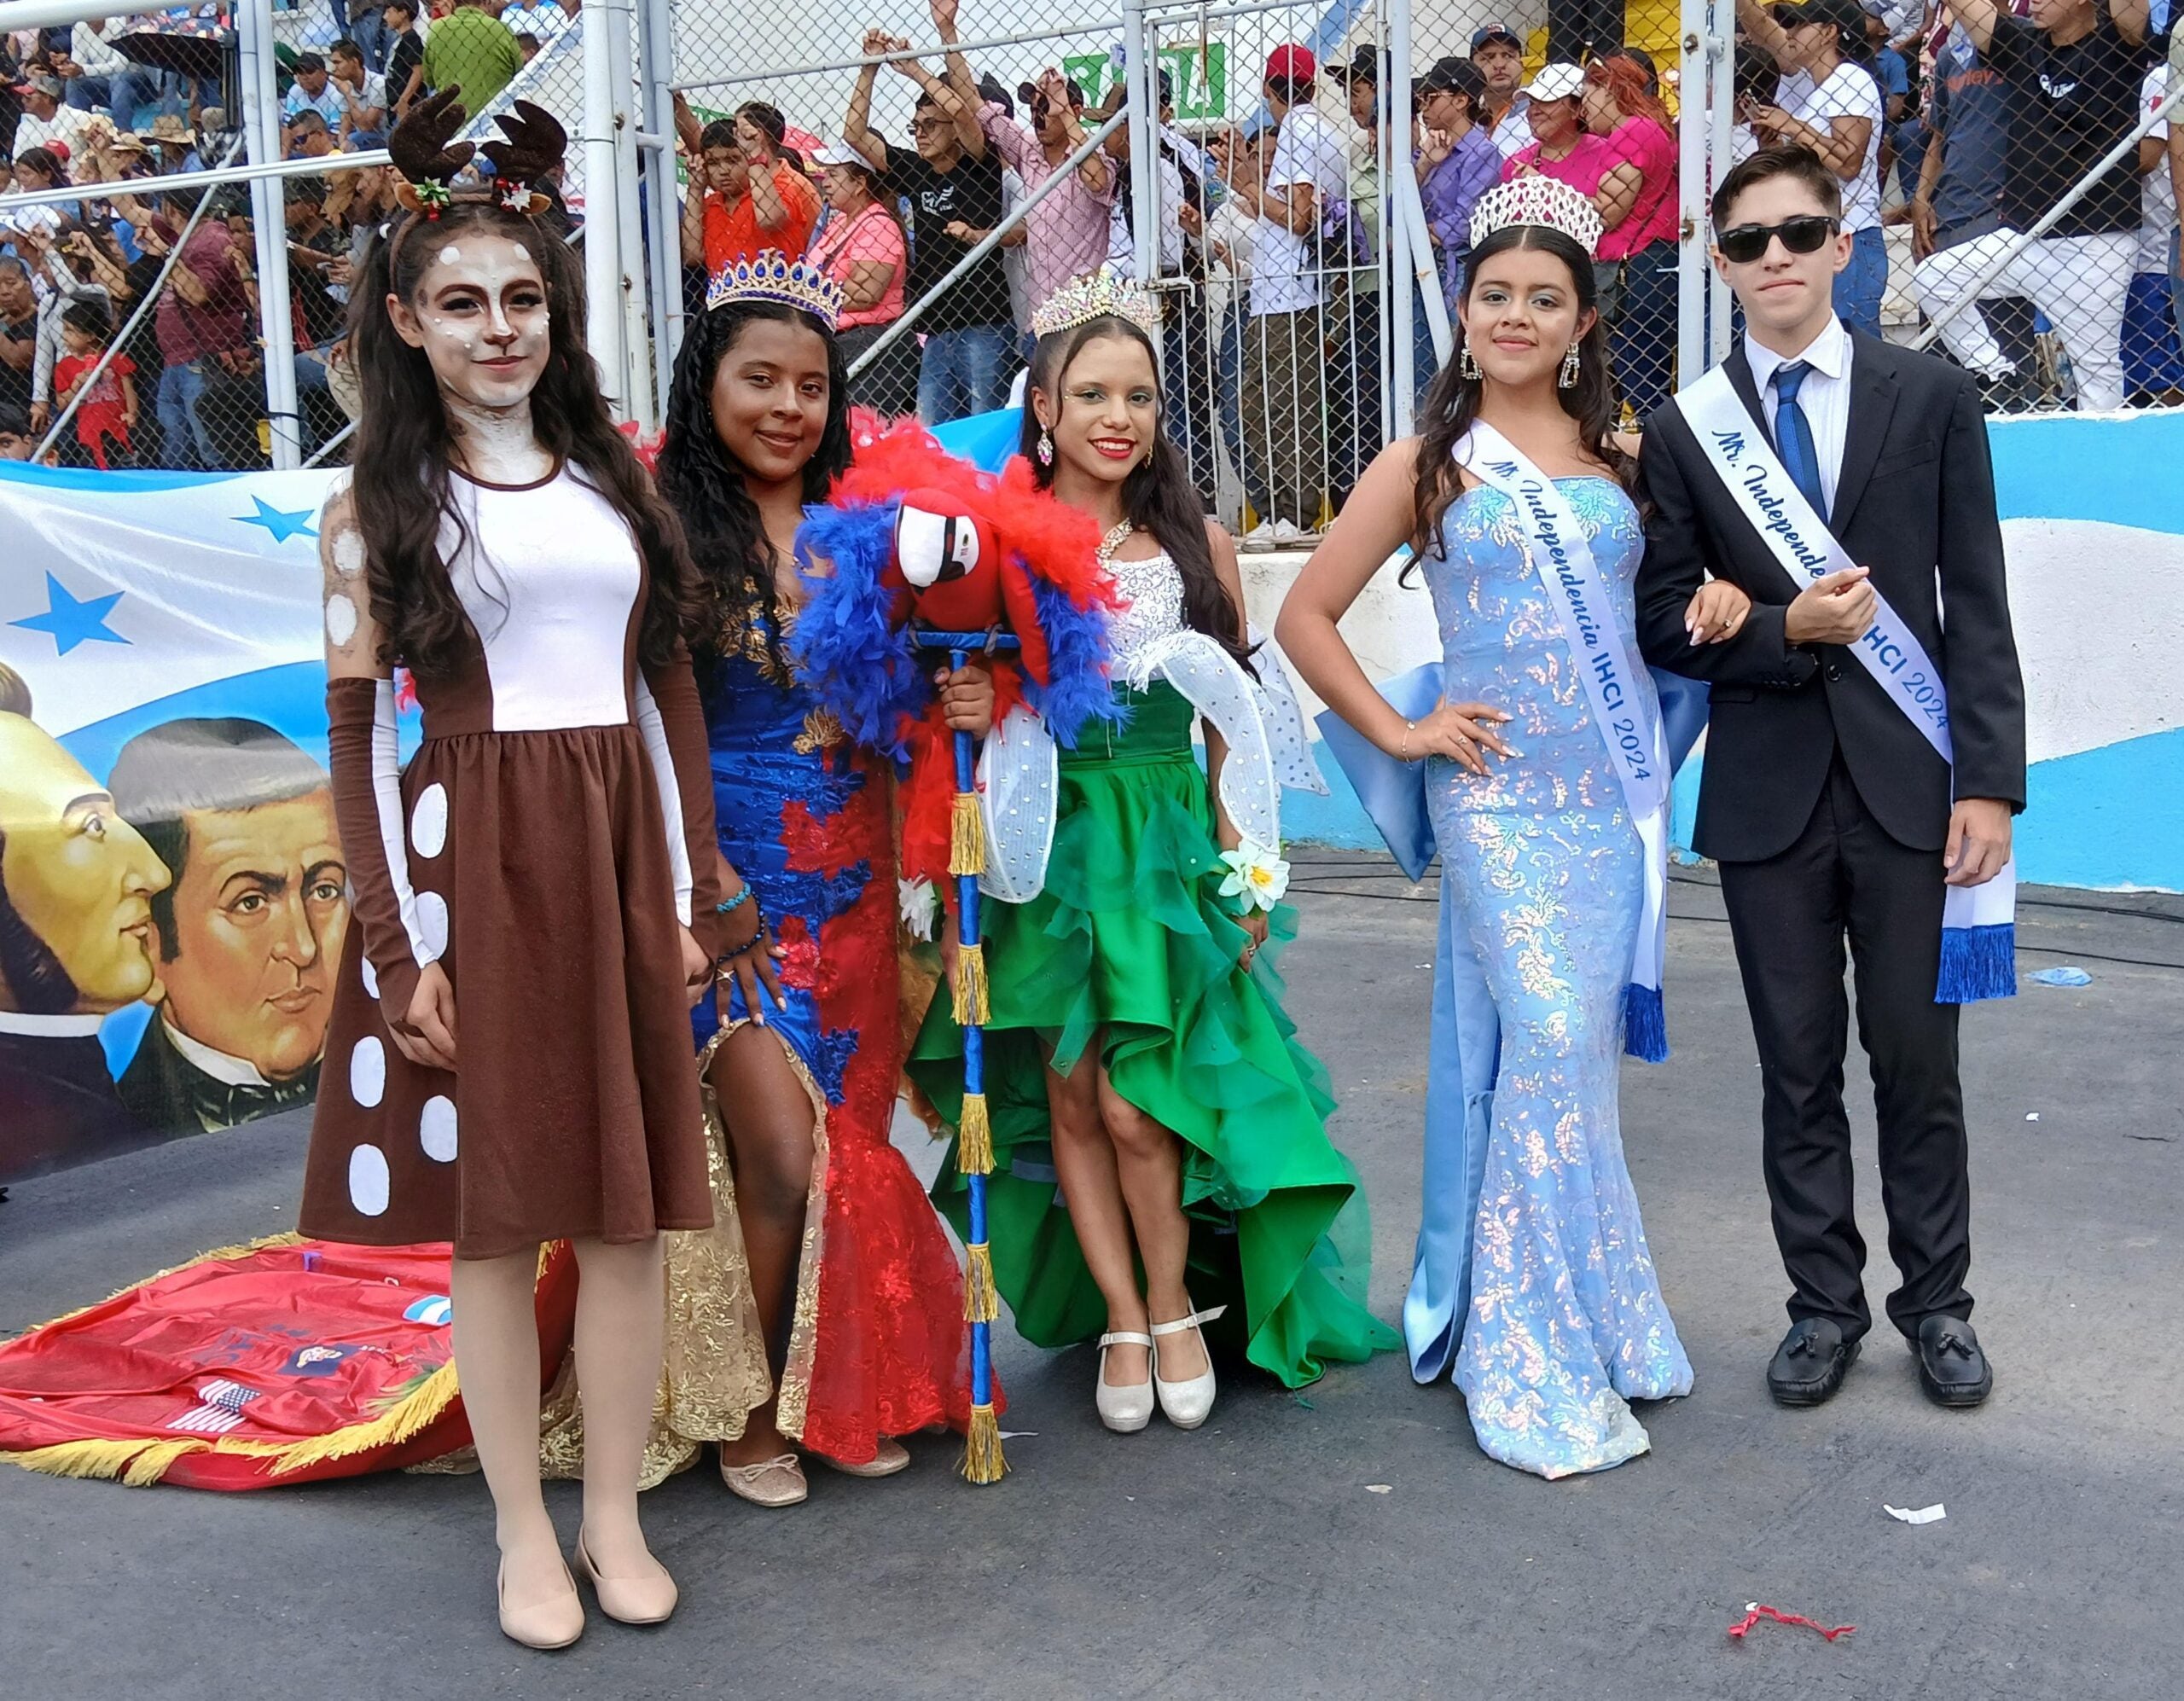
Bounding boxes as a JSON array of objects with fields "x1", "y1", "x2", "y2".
[
  {"x1": 963, "y1": 1240, "x2": 998, "y2": 1322},
  {"x1": 956, "y1": 1091, "x2": 994, "y2": 1175},
  {"x1": 119, "y1": 1438, "x2": 214, "y2": 1487},
  {"x1": 959, "y1": 1401, "x2": 1008, "y2": 1484},
  {"x1": 248, "y1": 1360, "x2": 461, "y2": 1477},
  {"x1": 951, "y1": 940, "x2": 990, "y2": 1026},
  {"x1": 0, "y1": 1435, "x2": 206, "y2": 1485},
  {"x1": 950, "y1": 790, "x2": 985, "y2": 877}
]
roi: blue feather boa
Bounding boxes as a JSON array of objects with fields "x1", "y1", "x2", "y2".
[
  {"x1": 1025, "y1": 572, "x2": 1127, "y2": 748},
  {"x1": 787, "y1": 500, "x2": 929, "y2": 759}
]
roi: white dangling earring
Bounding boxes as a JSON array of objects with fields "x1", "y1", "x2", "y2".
[
  {"x1": 1037, "y1": 427, "x2": 1054, "y2": 467},
  {"x1": 1559, "y1": 343, "x2": 1581, "y2": 390},
  {"x1": 1459, "y1": 343, "x2": 1481, "y2": 381}
]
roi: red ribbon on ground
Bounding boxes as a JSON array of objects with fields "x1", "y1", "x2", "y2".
[{"x1": 1728, "y1": 1604, "x2": 1857, "y2": 1643}]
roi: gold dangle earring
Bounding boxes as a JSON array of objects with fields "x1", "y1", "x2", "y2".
[{"x1": 1559, "y1": 343, "x2": 1582, "y2": 390}]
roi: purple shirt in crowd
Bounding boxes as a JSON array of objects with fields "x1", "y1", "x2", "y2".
[
  {"x1": 1418, "y1": 125, "x2": 1502, "y2": 311},
  {"x1": 978, "y1": 102, "x2": 1115, "y2": 314}
]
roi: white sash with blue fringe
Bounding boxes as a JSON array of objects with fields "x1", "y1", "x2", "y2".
[
  {"x1": 1676, "y1": 365, "x2": 2015, "y2": 1001},
  {"x1": 1455, "y1": 423, "x2": 1676, "y2": 1059}
]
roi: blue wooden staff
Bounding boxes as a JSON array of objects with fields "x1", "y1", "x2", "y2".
[{"x1": 915, "y1": 627, "x2": 1014, "y2": 1484}]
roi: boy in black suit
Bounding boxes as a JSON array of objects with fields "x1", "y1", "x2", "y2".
[{"x1": 1635, "y1": 146, "x2": 2024, "y2": 1410}]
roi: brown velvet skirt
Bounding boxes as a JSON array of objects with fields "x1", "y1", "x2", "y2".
[{"x1": 299, "y1": 723, "x2": 713, "y2": 1258}]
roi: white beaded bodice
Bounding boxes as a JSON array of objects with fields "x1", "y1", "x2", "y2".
[{"x1": 1104, "y1": 552, "x2": 1186, "y2": 671}]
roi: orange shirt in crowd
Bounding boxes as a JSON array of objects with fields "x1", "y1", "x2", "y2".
[{"x1": 701, "y1": 160, "x2": 822, "y2": 273}]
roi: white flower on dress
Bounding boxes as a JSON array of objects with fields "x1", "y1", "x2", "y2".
[
  {"x1": 1217, "y1": 839, "x2": 1290, "y2": 914},
  {"x1": 898, "y1": 875, "x2": 939, "y2": 940}
]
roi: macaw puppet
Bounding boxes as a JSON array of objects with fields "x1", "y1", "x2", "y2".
[{"x1": 788, "y1": 421, "x2": 1122, "y2": 903}]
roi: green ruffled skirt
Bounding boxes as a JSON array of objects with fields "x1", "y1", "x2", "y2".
[{"x1": 910, "y1": 683, "x2": 1398, "y2": 1387}]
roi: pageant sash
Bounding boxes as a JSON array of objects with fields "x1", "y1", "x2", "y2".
[
  {"x1": 1454, "y1": 422, "x2": 1675, "y2": 1059},
  {"x1": 1674, "y1": 365, "x2": 2016, "y2": 1001}
]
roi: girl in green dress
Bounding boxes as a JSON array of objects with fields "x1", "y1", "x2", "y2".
[{"x1": 910, "y1": 272, "x2": 1397, "y2": 1431}]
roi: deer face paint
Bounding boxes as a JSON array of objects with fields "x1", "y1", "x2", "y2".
[{"x1": 388, "y1": 231, "x2": 553, "y2": 431}]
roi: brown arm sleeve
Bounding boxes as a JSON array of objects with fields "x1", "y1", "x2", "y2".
[
  {"x1": 325, "y1": 675, "x2": 425, "y2": 1027},
  {"x1": 640, "y1": 644, "x2": 725, "y2": 958}
]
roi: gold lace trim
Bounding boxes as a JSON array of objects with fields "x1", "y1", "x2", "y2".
[{"x1": 535, "y1": 1021, "x2": 829, "y2": 1489}]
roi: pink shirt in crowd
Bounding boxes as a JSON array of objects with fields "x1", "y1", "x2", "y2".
[
  {"x1": 977, "y1": 102, "x2": 1114, "y2": 313},
  {"x1": 1500, "y1": 131, "x2": 1617, "y2": 205},
  {"x1": 810, "y1": 200, "x2": 907, "y2": 330},
  {"x1": 1597, "y1": 115, "x2": 1677, "y2": 261}
]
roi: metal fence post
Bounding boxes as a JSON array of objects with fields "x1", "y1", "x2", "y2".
[
  {"x1": 1676, "y1": 0, "x2": 1711, "y2": 392},
  {"x1": 581, "y1": 7, "x2": 628, "y2": 414},
  {"x1": 639, "y1": 0, "x2": 684, "y2": 394},
  {"x1": 1388, "y1": 0, "x2": 1416, "y2": 437},
  {"x1": 1124, "y1": 0, "x2": 1159, "y2": 289},
  {"x1": 605, "y1": 0, "x2": 653, "y2": 427},
  {"x1": 242, "y1": 0, "x2": 302, "y2": 469},
  {"x1": 1705, "y1": 0, "x2": 1734, "y2": 366}
]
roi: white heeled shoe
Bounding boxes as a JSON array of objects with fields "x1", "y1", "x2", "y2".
[
  {"x1": 1151, "y1": 1303, "x2": 1228, "y2": 1431},
  {"x1": 1095, "y1": 1329, "x2": 1156, "y2": 1433}
]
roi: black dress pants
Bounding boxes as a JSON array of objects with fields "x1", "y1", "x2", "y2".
[{"x1": 1717, "y1": 754, "x2": 1974, "y2": 1343}]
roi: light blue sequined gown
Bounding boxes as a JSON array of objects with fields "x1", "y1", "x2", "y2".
[{"x1": 1406, "y1": 475, "x2": 1693, "y2": 1478}]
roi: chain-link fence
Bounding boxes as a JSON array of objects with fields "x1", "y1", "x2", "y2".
[
  {"x1": 659, "y1": 0, "x2": 1713, "y2": 537},
  {"x1": 11, "y1": 2, "x2": 2181, "y2": 478},
  {"x1": 1, "y1": 0, "x2": 595, "y2": 469},
  {"x1": 1715, "y1": 0, "x2": 2183, "y2": 415}
]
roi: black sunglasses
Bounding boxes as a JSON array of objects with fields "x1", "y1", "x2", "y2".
[{"x1": 1716, "y1": 214, "x2": 1839, "y2": 264}]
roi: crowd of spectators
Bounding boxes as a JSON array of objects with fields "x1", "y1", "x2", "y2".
[
  {"x1": 0, "y1": 0, "x2": 566, "y2": 468},
  {"x1": 8, "y1": 0, "x2": 2184, "y2": 498}
]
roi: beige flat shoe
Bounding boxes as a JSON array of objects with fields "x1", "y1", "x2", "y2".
[
  {"x1": 814, "y1": 1437, "x2": 911, "y2": 1478},
  {"x1": 572, "y1": 1528, "x2": 677, "y2": 1626},
  {"x1": 497, "y1": 1555, "x2": 584, "y2": 1650},
  {"x1": 719, "y1": 1450, "x2": 808, "y2": 1507}
]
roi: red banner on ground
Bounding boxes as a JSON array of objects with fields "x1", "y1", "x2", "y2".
[{"x1": 0, "y1": 1236, "x2": 577, "y2": 1489}]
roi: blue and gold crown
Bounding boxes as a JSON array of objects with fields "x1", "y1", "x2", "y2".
[
  {"x1": 1030, "y1": 267, "x2": 1163, "y2": 340},
  {"x1": 705, "y1": 248, "x2": 846, "y2": 332}
]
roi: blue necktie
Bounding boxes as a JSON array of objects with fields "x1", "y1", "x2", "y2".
[{"x1": 1771, "y1": 360, "x2": 1827, "y2": 521}]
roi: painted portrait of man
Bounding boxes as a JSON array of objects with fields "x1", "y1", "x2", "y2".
[
  {"x1": 0, "y1": 665, "x2": 173, "y2": 1182},
  {"x1": 107, "y1": 717, "x2": 349, "y2": 1135}
]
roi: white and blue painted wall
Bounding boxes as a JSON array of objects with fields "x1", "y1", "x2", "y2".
[{"x1": 1254, "y1": 409, "x2": 2184, "y2": 893}]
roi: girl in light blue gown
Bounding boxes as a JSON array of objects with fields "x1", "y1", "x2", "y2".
[{"x1": 1278, "y1": 183, "x2": 1742, "y2": 1477}]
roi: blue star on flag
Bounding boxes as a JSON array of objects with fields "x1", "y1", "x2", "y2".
[
  {"x1": 10, "y1": 572, "x2": 130, "y2": 657},
  {"x1": 235, "y1": 496, "x2": 319, "y2": 544}
]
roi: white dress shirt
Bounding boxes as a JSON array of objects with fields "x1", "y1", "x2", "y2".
[
  {"x1": 1742, "y1": 312, "x2": 1853, "y2": 514},
  {"x1": 164, "y1": 1019, "x2": 274, "y2": 1089}
]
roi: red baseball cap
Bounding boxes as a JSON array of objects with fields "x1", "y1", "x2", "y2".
[{"x1": 1264, "y1": 44, "x2": 1316, "y2": 83}]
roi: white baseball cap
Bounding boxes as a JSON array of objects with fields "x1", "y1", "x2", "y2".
[
  {"x1": 808, "y1": 141, "x2": 867, "y2": 168},
  {"x1": 1522, "y1": 61, "x2": 1586, "y2": 103}
]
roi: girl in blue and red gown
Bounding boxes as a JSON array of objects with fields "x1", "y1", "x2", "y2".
[{"x1": 605, "y1": 257, "x2": 991, "y2": 1502}]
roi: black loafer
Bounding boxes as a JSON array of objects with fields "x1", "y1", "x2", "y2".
[
  {"x1": 1767, "y1": 1318, "x2": 1859, "y2": 1407},
  {"x1": 1916, "y1": 1315, "x2": 1993, "y2": 1408}
]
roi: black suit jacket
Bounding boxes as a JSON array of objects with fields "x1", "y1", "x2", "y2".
[
  {"x1": 116, "y1": 1019, "x2": 319, "y2": 1135},
  {"x1": 0, "y1": 1030, "x2": 158, "y2": 1184},
  {"x1": 1635, "y1": 333, "x2": 2026, "y2": 862}
]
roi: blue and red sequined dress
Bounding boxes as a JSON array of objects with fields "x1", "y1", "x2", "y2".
[{"x1": 682, "y1": 612, "x2": 980, "y2": 1465}]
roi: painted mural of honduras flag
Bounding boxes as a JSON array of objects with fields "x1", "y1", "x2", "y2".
[{"x1": 0, "y1": 462, "x2": 347, "y2": 1177}]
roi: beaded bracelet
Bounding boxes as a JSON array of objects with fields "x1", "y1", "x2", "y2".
[{"x1": 715, "y1": 885, "x2": 754, "y2": 918}]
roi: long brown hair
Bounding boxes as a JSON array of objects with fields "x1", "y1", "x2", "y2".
[
  {"x1": 345, "y1": 201, "x2": 704, "y2": 682},
  {"x1": 1409, "y1": 223, "x2": 1630, "y2": 560},
  {"x1": 1020, "y1": 315, "x2": 1250, "y2": 670}
]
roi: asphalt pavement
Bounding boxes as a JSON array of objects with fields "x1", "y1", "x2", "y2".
[{"x1": 5, "y1": 856, "x2": 2180, "y2": 1700}]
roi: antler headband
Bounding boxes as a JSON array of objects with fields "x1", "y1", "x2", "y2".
[{"x1": 387, "y1": 89, "x2": 570, "y2": 224}]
